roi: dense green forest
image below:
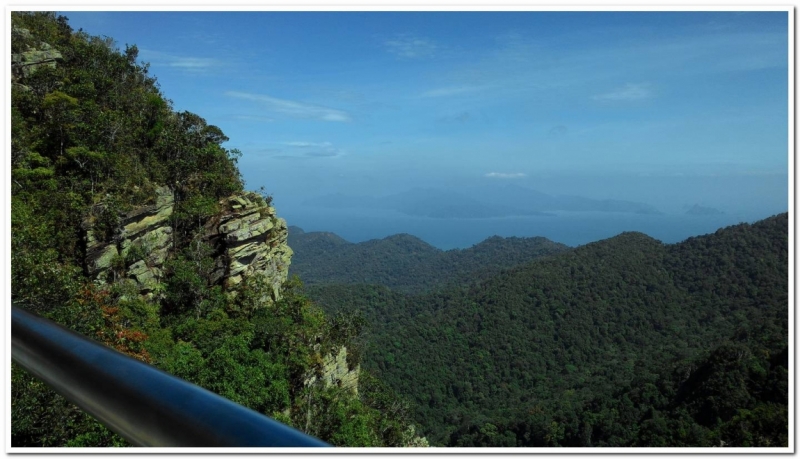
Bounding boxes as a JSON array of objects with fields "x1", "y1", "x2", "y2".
[
  {"x1": 300, "y1": 215, "x2": 789, "y2": 447},
  {"x1": 289, "y1": 226, "x2": 569, "y2": 294},
  {"x1": 10, "y1": 12, "x2": 423, "y2": 447}
]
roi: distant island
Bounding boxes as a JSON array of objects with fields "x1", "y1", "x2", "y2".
[
  {"x1": 303, "y1": 185, "x2": 661, "y2": 219},
  {"x1": 685, "y1": 204, "x2": 725, "y2": 216}
]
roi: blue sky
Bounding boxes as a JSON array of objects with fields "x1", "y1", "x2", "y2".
[{"x1": 61, "y1": 11, "x2": 789, "y2": 217}]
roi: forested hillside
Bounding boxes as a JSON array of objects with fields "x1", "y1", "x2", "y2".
[
  {"x1": 10, "y1": 12, "x2": 424, "y2": 447},
  {"x1": 314, "y1": 215, "x2": 789, "y2": 447},
  {"x1": 289, "y1": 226, "x2": 570, "y2": 294}
]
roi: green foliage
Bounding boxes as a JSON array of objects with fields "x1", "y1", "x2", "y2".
[
  {"x1": 249, "y1": 279, "x2": 328, "y2": 386},
  {"x1": 308, "y1": 215, "x2": 788, "y2": 447},
  {"x1": 162, "y1": 242, "x2": 226, "y2": 319},
  {"x1": 195, "y1": 333, "x2": 291, "y2": 413},
  {"x1": 289, "y1": 228, "x2": 569, "y2": 294},
  {"x1": 11, "y1": 195, "x2": 83, "y2": 314}
]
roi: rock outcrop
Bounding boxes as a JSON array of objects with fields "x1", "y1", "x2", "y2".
[
  {"x1": 85, "y1": 186, "x2": 174, "y2": 293},
  {"x1": 204, "y1": 192, "x2": 293, "y2": 301},
  {"x1": 305, "y1": 346, "x2": 360, "y2": 394},
  {"x1": 84, "y1": 187, "x2": 291, "y2": 303},
  {"x1": 11, "y1": 27, "x2": 63, "y2": 79}
]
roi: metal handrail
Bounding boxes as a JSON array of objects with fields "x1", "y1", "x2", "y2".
[{"x1": 11, "y1": 304, "x2": 330, "y2": 447}]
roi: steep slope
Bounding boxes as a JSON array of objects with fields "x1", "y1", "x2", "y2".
[{"x1": 348, "y1": 214, "x2": 787, "y2": 446}]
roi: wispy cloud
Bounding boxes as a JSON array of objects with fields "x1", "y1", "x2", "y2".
[
  {"x1": 139, "y1": 49, "x2": 221, "y2": 72},
  {"x1": 485, "y1": 172, "x2": 526, "y2": 179},
  {"x1": 592, "y1": 83, "x2": 653, "y2": 101},
  {"x1": 251, "y1": 147, "x2": 282, "y2": 154},
  {"x1": 225, "y1": 91, "x2": 351, "y2": 122},
  {"x1": 232, "y1": 115, "x2": 274, "y2": 122},
  {"x1": 280, "y1": 140, "x2": 343, "y2": 158},
  {"x1": 438, "y1": 111, "x2": 472, "y2": 124},
  {"x1": 384, "y1": 35, "x2": 437, "y2": 58},
  {"x1": 420, "y1": 28, "x2": 784, "y2": 106},
  {"x1": 305, "y1": 150, "x2": 340, "y2": 158},
  {"x1": 284, "y1": 141, "x2": 333, "y2": 148},
  {"x1": 421, "y1": 85, "x2": 491, "y2": 98},
  {"x1": 547, "y1": 125, "x2": 568, "y2": 137}
]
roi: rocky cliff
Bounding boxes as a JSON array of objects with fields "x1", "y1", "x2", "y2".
[
  {"x1": 84, "y1": 187, "x2": 370, "y2": 411},
  {"x1": 204, "y1": 192, "x2": 292, "y2": 300},
  {"x1": 84, "y1": 187, "x2": 292, "y2": 303},
  {"x1": 11, "y1": 26, "x2": 63, "y2": 80},
  {"x1": 305, "y1": 346, "x2": 360, "y2": 394},
  {"x1": 83, "y1": 187, "x2": 362, "y2": 388}
]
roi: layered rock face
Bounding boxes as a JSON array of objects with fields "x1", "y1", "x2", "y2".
[
  {"x1": 204, "y1": 192, "x2": 293, "y2": 301},
  {"x1": 84, "y1": 186, "x2": 174, "y2": 293},
  {"x1": 84, "y1": 187, "x2": 292, "y2": 302}
]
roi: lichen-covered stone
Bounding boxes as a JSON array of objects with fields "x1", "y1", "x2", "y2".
[
  {"x1": 120, "y1": 187, "x2": 174, "y2": 239},
  {"x1": 83, "y1": 188, "x2": 291, "y2": 303},
  {"x1": 127, "y1": 260, "x2": 162, "y2": 292},
  {"x1": 88, "y1": 244, "x2": 119, "y2": 274},
  {"x1": 205, "y1": 192, "x2": 292, "y2": 303},
  {"x1": 84, "y1": 186, "x2": 174, "y2": 288},
  {"x1": 11, "y1": 28, "x2": 63, "y2": 77},
  {"x1": 305, "y1": 346, "x2": 360, "y2": 394}
]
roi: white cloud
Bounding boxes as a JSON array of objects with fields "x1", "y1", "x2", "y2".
[
  {"x1": 592, "y1": 83, "x2": 653, "y2": 101},
  {"x1": 305, "y1": 150, "x2": 340, "y2": 158},
  {"x1": 424, "y1": 28, "x2": 783, "y2": 105},
  {"x1": 232, "y1": 115, "x2": 274, "y2": 122},
  {"x1": 139, "y1": 49, "x2": 220, "y2": 72},
  {"x1": 485, "y1": 172, "x2": 526, "y2": 179},
  {"x1": 225, "y1": 91, "x2": 351, "y2": 122},
  {"x1": 384, "y1": 35, "x2": 437, "y2": 59},
  {"x1": 169, "y1": 57, "x2": 218, "y2": 69},
  {"x1": 274, "y1": 141, "x2": 343, "y2": 158},
  {"x1": 284, "y1": 141, "x2": 333, "y2": 148},
  {"x1": 438, "y1": 111, "x2": 472, "y2": 123},
  {"x1": 421, "y1": 85, "x2": 491, "y2": 98}
]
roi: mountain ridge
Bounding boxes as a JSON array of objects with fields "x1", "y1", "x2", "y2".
[
  {"x1": 288, "y1": 226, "x2": 571, "y2": 294},
  {"x1": 305, "y1": 213, "x2": 788, "y2": 447}
]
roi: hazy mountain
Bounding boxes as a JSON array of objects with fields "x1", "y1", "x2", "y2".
[
  {"x1": 379, "y1": 188, "x2": 549, "y2": 218},
  {"x1": 685, "y1": 204, "x2": 725, "y2": 216},
  {"x1": 302, "y1": 184, "x2": 661, "y2": 219},
  {"x1": 462, "y1": 182, "x2": 663, "y2": 214}
]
